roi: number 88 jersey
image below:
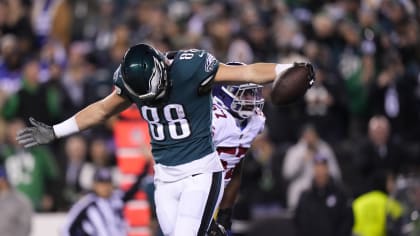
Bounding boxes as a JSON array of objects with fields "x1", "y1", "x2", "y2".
[{"x1": 113, "y1": 49, "x2": 219, "y2": 166}]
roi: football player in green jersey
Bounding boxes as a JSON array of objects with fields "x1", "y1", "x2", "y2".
[{"x1": 16, "y1": 43, "x2": 313, "y2": 236}]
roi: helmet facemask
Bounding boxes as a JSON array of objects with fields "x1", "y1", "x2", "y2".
[{"x1": 221, "y1": 83, "x2": 264, "y2": 119}]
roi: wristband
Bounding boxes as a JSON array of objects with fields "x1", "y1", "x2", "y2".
[
  {"x1": 275, "y1": 64, "x2": 293, "y2": 80},
  {"x1": 53, "y1": 116, "x2": 80, "y2": 138}
]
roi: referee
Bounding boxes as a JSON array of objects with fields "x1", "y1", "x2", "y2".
[{"x1": 62, "y1": 164, "x2": 149, "y2": 236}]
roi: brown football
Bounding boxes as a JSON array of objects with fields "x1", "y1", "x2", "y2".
[{"x1": 270, "y1": 65, "x2": 313, "y2": 105}]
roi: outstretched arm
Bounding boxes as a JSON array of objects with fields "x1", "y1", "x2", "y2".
[
  {"x1": 17, "y1": 91, "x2": 131, "y2": 148},
  {"x1": 214, "y1": 63, "x2": 293, "y2": 84},
  {"x1": 71, "y1": 90, "x2": 131, "y2": 132}
]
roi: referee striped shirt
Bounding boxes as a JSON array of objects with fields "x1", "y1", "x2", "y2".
[{"x1": 62, "y1": 191, "x2": 127, "y2": 236}]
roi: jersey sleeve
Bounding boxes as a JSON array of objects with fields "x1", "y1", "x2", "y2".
[{"x1": 194, "y1": 51, "x2": 220, "y2": 95}]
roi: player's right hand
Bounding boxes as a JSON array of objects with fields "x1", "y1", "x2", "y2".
[{"x1": 16, "y1": 117, "x2": 56, "y2": 148}]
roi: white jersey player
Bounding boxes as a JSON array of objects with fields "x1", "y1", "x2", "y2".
[
  {"x1": 212, "y1": 92, "x2": 265, "y2": 186},
  {"x1": 209, "y1": 64, "x2": 265, "y2": 235}
]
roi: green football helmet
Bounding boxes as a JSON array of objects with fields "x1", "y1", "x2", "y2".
[{"x1": 120, "y1": 43, "x2": 169, "y2": 102}]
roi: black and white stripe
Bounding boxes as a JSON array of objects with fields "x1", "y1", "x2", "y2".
[
  {"x1": 197, "y1": 171, "x2": 223, "y2": 236},
  {"x1": 62, "y1": 193, "x2": 126, "y2": 236}
]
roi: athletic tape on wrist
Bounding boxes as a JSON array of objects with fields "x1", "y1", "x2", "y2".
[{"x1": 53, "y1": 116, "x2": 79, "y2": 138}]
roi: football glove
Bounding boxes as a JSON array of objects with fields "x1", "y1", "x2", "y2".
[
  {"x1": 208, "y1": 219, "x2": 227, "y2": 236},
  {"x1": 293, "y1": 62, "x2": 316, "y2": 87},
  {"x1": 16, "y1": 117, "x2": 56, "y2": 148},
  {"x1": 217, "y1": 208, "x2": 233, "y2": 231}
]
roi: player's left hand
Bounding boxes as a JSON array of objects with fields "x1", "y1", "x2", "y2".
[{"x1": 16, "y1": 117, "x2": 56, "y2": 148}]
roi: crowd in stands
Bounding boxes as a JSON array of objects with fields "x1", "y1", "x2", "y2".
[{"x1": 0, "y1": 0, "x2": 419, "y2": 235}]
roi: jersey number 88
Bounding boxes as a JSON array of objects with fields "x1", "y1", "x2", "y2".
[{"x1": 141, "y1": 104, "x2": 191, "y2": 141}]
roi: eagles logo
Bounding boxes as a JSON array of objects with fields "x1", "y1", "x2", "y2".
[{"x1": 205, "y1": 53, "x2": 218, "y2": 73}]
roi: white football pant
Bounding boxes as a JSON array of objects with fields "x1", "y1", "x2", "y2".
[{"x1": 154, "y1": 171, "x2": 224, "y2": 236}]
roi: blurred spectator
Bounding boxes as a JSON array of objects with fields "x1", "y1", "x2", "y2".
[
  {"x1": 303, "y1": 65, "x2": 349, "y2": 144},
  {"x1": 352, "y1": 171, "x2": 403, "y2": 236},
  {"x1": 202, "y1": 15, "x2": 233, "y2": 62},
  {"x1": 32, "y1": 0, "x2": 72, "y2": 47},
  {"x1": 0, "y1": 0, "x2": 36, "y2": 54},
  {"x1": 283, "y1": 124, "x2": 341, "y2": 210},
  {"x1": 337, "y1": 19, "x2": 374, "y2": 138},
  {"x1": 368, "y1": 51, "x2": 419, "y2": 142},
  {"x1": 397, "y1": 176, "x2": 420, "y2": 236},
  {"x1": 38, "y1": 40, "x2": 66, "y2": 82},
  {"x1": 274, "y1": 14, "x2": 305, "y2": 57},
  {"x1": 229, "y1": 133, "x2": 283, "y2": 236},
  {"x1": 79, "y1": 136, "x2": 120, "y2": 191},
  {"x1": 62, "y1": 166, "x2": 148, "y2": 236},
  {"x1": 129, "y1": 1, "x2": 167, "y2": 48},
  {"x1": 2, "y1": 58, "x2": 60, "y2": 124},
  {"x1": 226, "y1": 37, "x2": 254, "y2": 64},
  {"x1": 39, "y1": 62, "x2": 74, "y2": 123},
  {"x1": 61, "y1": 135, "x2": 88, "y2": 208},
  {"x1": 295, "y1": 155, "x2": 353, "y2": 236},
  {"x1": 0, "y1": 34, "x2": 23, "y2": 95},
  {"x1": 0, "y1": 165, "x2": 32, "y2": 236},
  {"x1": 354, "y1": 115, "x2": 409, "y2": 196},
  {"x1": 0, "y1": 119, "x2": 59, "y2": 211},
  {"x1": 97, "y1": 23, "x2": 130, "y2": 69},
  {"x1": 61, "y1": 42, "x2": 90, "y2": 117}
]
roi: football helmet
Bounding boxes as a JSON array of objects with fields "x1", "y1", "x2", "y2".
[
  {"x1": 213, "y1": 62, "x2": 264, "y2": 119},
  {"x1": 120, "y1": 43, "x2": 169, "y2": 102}
]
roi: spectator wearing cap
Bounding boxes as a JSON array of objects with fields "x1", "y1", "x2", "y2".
[
  {"x1": 62, "y1": 164, "x2": 149, "y2": 236},
  {"x1": 283, "y1": 124, "x2": 342, "y2": 210},
  {"x1": 294, "y1": 155, "x2": 353, "y2": 236},
  {"x1": 0, "y1": 165, "x2": 32, "y2": 236}
]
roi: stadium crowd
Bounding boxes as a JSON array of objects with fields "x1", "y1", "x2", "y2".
[{"x1": 0, "y1": 0, "x2": 419, "y2": 235}]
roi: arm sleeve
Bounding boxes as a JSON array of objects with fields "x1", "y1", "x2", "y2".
[{"x1": 195, "y1": 51, "x2": 220, "y2": 95}]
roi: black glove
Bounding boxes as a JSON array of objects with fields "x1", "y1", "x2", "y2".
[
  {"x1": 16, "y1": 117, "x2": 56, "y2": 148},
  {"x1": 208, "y1": 219, "x2": 227, "y2": 236},
  {"x1": 217, "y1": 208, "x2": 233, "y2": 231},
  {"x1": 294, "y1": 62, "x2": 316, "y2": 87}
]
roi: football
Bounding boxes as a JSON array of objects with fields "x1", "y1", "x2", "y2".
[{"x1": 270, "y1": 63, "x2": 315, "y2": 105}]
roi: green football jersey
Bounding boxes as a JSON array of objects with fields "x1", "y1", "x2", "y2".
[{"x1": 114, "y1": 49, "x2": 219, "y2": 166}]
